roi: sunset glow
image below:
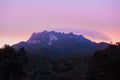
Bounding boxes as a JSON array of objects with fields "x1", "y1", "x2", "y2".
[{"x1": 0, "y1": 0, "x2": 120, "y2": 47}]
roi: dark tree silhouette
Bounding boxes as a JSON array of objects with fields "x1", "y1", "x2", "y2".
[
  {"x1": 0, "y1": 45, "x2": 27, "y2": 80},
  {"x1": 89, "y1": 43, "x2": 120, "y2": 80}
]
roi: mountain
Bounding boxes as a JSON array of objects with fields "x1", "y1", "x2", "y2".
[{"x1": 13, "y1": 31, "x2": 108, "y2": 57}]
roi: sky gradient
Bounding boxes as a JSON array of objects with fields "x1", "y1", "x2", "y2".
[{"x1": 0, "y1": 0, "x2": 120, "y2": 47}]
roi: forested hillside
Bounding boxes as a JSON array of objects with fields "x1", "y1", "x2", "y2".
[{"x1": 0, "y1": 43, "x2": 120, "y2": 80}]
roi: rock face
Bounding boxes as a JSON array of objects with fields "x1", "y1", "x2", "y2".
[{"x1": 13, "y1": 31, "x2": 108, "y2": 57}]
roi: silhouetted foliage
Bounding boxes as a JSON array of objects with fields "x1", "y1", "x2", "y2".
[
  {"x1": 89, "y1": 43, "x2": 120, "y2": 80},
  {"x1": 0, "y1": 45, "x2": 27, "y2": 80},
  {"x1": 1, "y1": 42, "x2": 120, "y2": 80},
  {"x1": 22, "y1": 54, "x2": 89, "y2": 80}
]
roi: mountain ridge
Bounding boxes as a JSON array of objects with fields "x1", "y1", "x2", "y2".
[{"x1": 13, "y1": 31, "x2": 108, "y2": 57}]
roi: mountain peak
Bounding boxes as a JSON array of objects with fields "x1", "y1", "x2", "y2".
[
  {"x1": 13, "y1": 30, "x2": 108, "y2": 57},
  {"x1": 68, "y1": 32, "x2": 74, "y2": 35},
  {"x1": 27, "y1": 31, "x2": 92, "y2": 44}
]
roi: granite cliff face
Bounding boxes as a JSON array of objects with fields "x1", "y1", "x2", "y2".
[{"x1": 13, "y1": 31, "x2": 108, "y2": 57}]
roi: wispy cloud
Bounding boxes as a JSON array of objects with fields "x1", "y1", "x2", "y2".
[
  {"x1": 78, "y1": 29, "x2": 111, "y2": 42},
  {"x1": 56, "y1": 28, "x2": 111, "y2": 42}
]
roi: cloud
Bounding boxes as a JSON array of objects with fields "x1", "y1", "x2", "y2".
[
  {"x1": 80, "y1": 29, "x2": 111, "y2": 41},
  {"x1": 75, "y1": 29, "x2": 111, "y2": 42},
  {"x1": 56, "y1": 28, "x2": 111, "y2": 42}
]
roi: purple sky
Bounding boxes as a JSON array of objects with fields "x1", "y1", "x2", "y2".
[{"x1": 0, "y1": 0, "x2": 120, "y2": 47}]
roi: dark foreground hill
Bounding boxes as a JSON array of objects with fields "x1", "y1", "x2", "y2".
[
  {"x1": 89, "y1": 43, "x2": 120, "y2": 80},
  {"x1": 13, "y1": 31, "x2": 108, "y2": 57},
  {"x1": 0, "y1": 43, "x2": 120, "y2": 80}
]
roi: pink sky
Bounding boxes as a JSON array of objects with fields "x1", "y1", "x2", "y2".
[{"x1": 0, "y1": 0, "x2": 120, "y2": 47}]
